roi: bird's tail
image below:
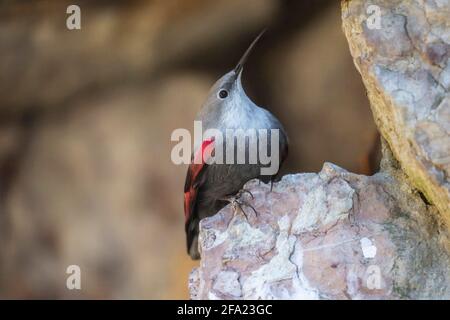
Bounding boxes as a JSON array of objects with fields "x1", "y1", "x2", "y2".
[{"x1": 186, "y1": 218, "x2": 200, "y2": 260}]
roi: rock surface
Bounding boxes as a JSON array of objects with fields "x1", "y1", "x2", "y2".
[
  {"x1": 190, "y1": 154, "x2": 450, "y2": 299},
  {"x1": 342, "y1": 0, "x2": 450, "y2": 221}
]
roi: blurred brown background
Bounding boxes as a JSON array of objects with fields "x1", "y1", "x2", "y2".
[{"x1": 0, "y1": 0, "x2": 377, "y2": 298}]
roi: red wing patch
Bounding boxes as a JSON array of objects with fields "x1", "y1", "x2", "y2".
[{"x1": 183, "y1": 138, "x2": 215, "y2": 222}]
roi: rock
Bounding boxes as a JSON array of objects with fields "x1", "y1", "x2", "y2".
[
  {"x1": 190, "y1": 157, "x2": 450, "y2": 299},
  {"x1": 341, "y1": 0, "x2": 450, "y2": 221}
]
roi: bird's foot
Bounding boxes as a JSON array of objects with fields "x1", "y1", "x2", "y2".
[
  {"x1": 236, "y1": 188, "x2": 254, "y2": 201},
  {"x1": 221, "y1": 189, "x2": 258, "y2": 222}
]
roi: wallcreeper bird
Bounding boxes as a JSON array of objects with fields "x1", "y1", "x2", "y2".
[{"x1": 184, "y1": 31, "x2": 289, "y2": 259}]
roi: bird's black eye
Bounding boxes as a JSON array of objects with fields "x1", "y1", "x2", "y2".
[{"x1": 218, "y1": 89, "x2": 228, "y2": 99}]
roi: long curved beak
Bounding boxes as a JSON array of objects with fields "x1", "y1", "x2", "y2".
[{"x1": 233, "y1": 29, "x2": 266, "y2": 78}]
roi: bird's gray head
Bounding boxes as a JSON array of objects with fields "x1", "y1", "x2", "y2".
[{"x1": 198, "y1": 31, "x2": 266, "y2": 126}]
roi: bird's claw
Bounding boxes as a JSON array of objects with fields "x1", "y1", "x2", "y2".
[
  {"x1": 233, "y1": 198, "x2": 258, "y2": 220},
  {"x1": 221, "y1": 189, "x2": 258, "y2": 222},
  {"x1": 237, "y1": 188, "x2": 254, "y2": 200}
]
